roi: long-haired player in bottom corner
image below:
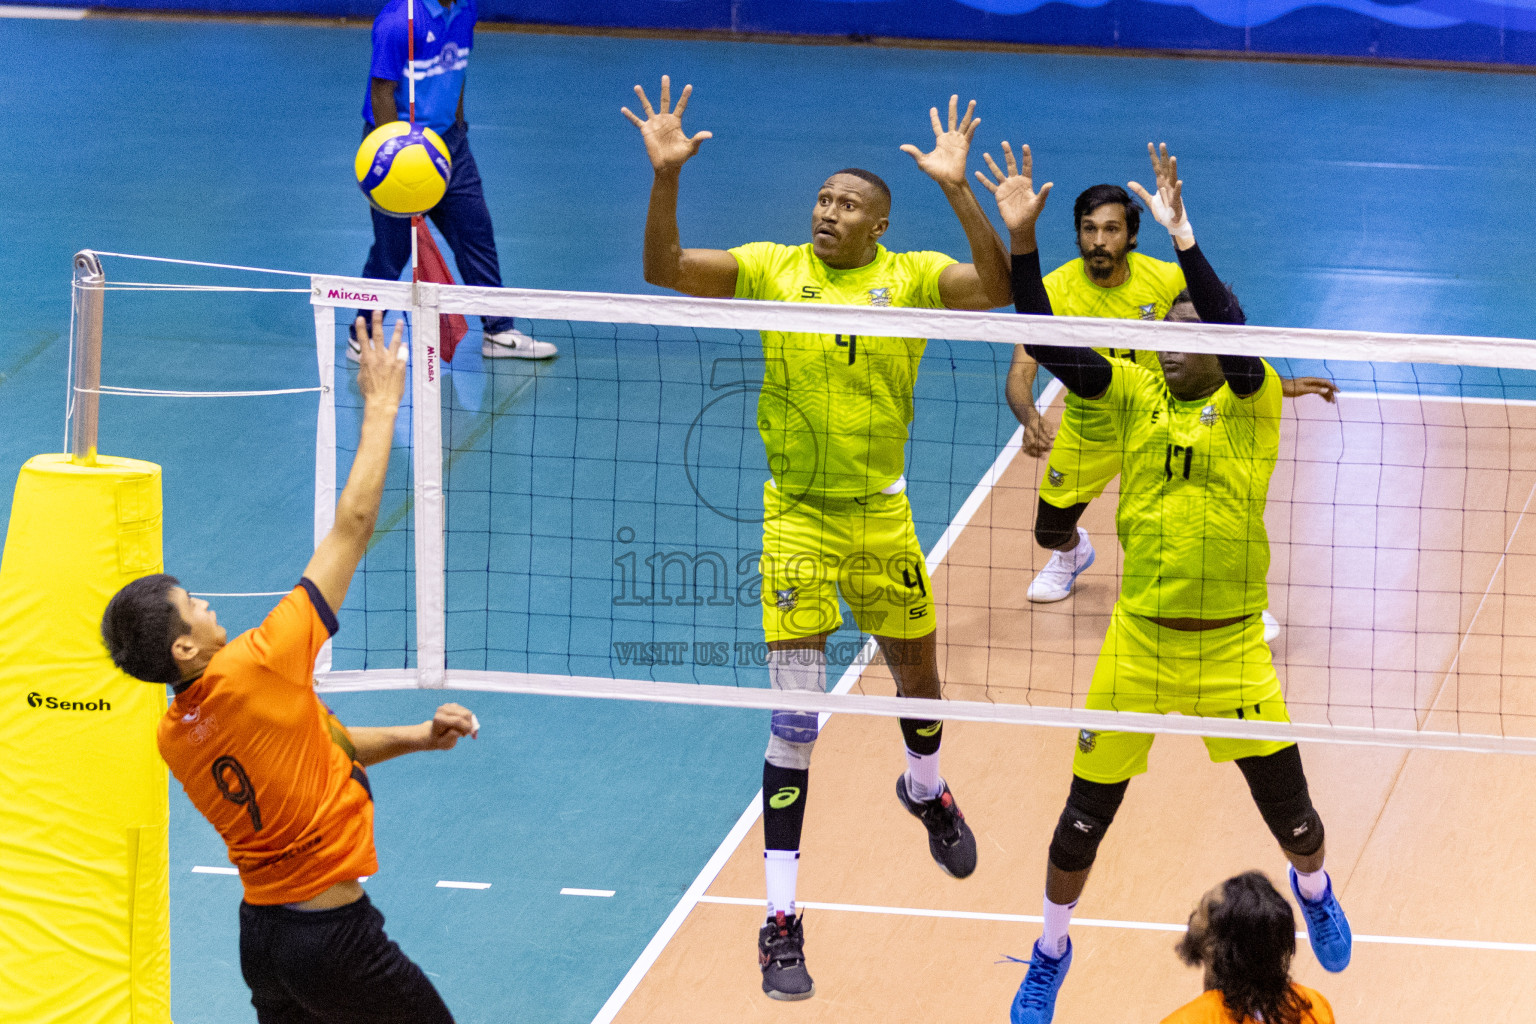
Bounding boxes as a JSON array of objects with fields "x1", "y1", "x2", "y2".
[
  {"x1": 101, "y1": 313, "x2": 478, "y2": 1024},
  {"x1": 624, "y1": 76, "x2": 1021, "y2": 999},
  {"x1": 979, "y1": 141, "x2": 1353, "y2": 1024}
]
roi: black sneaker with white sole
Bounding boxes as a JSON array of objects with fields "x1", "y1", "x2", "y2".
[
  {"x1": 758, "y1": 911, "x2": 814, "y2": 1000},
  {"x1": 896, "y1": 774, "x2": 978, "y2": 878}
]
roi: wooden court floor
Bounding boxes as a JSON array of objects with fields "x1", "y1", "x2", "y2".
[{"x1": 613, "y1": 393, "x2": 1536, "y2": 1023}]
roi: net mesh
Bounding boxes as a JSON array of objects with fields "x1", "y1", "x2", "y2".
[
  {"x1": 440, "y1": 322, "x2": 1017, "y2": 687},
  {"x1": 329, "y1": 311, "x2": 417, "y2": 672},
  {"x1": 390, "y1": 280, "x2": 1536, "y2": 752},
  {"x1": 72, "y1": 257, "x2": 1536, "y2": 753}
]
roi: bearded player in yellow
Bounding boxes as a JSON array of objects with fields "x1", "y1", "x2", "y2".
[{"x1": 623, "y1": 76, "x2": 1015, "y2": 1000}]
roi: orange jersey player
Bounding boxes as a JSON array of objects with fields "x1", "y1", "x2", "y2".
[
  {"x1": 104, "y1": 312, "x2": 478, "y2": 1024},
  {"x1": 1162, "y1": 873, "x2": 1336, "y2": 1024}
]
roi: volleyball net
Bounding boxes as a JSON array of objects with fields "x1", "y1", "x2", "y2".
[{"x1": 69, "y1": 251, "x2": 1536, "y2": 755}]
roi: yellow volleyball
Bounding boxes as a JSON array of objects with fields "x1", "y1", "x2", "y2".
[{"x1": 354, "y1": 121, "x2": 452, "y2": 217}]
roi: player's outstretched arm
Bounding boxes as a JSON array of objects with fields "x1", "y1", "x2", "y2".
[
  {"x1": 304, "y1": 311, "x2": 406, "y2": 614},
  {"x1": 901, "y1": 96, "x2": 1011, "y2": 309},
  {"x1": 1282, "y1": 376, "x2": 1339, "y2": 402},
  {"x1": 1131, "y1": 143, "x2": 1245, "y2": 326},
  {"x1": 349, "y1": 703, "x2": 479, "y2": 767},
  {"x1": 623, "y1": 75, "x2": 738, "y2": 297},
  {"x1": 1128, "y1": 142, "x2": 1195, "y2": 251}
]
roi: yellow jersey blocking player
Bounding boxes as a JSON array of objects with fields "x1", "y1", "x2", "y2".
[
  {"x1": 1003, "y1": 147, "x2": 1332, "y2": 644},
  {"x1": 984, "y1": 148, "x2": 1353, "y2": 1024},
  {"x1": 623, "y1": 77, "x2": 1013, "y2": 1000}
]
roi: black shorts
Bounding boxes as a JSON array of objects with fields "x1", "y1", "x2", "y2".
[{"x1": 239, "y1": 894, "x2": 454, "y2": 1024}]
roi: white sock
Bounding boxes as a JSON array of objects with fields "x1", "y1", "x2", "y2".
[
  {"x1": 1041, "y1": 896, "x2": 1076, "y2": 957},
  {"x1": 904, "y1": 750, "x2": 942, "y2": 802},
  {"x1": 765, "y1": 850, "x2": 800, "y2": 917},
  {"x1": 1294, "y1": 865, "x2": 1328, "y2": 902}
]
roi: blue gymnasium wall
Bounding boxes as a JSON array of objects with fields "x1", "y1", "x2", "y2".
[{"x1": 32, "y1": 0, "x2": 1536, "y2": 65}]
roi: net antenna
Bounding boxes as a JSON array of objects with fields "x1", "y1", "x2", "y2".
[
  {"x1": 69, "y1": 250, "x2": 105, "y2": 465},
  {"x1": 407, "y1": 0, "x2": 420, "y2": 287}
]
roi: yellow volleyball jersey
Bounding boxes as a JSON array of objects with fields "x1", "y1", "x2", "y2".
[
  {"x1": 1103, "y1": 359, "x2": 1281, "y2": 620},
  {"x1": 1044, "y1": 251, "x2": 1187, "y2": 328},
  {"x1": 1044, "y1": 252, "x2": 1188, "y2": 442},
  {"x1": 730, "y1": 242, "x2": 956, "y2": 497}
]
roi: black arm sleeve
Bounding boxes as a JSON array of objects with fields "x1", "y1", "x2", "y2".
[
  {"x1": 1024, "y1": 344, "x2": 1114, "y2": 399},
  {"x1": 1217, "y1": 354, "x2": 1266, "y2": 398},
  {"x1": 1010, "y1": 250, "x2": 1053, "y2": 316},
  {"x1": 1014, "y1": 251, "x2": 1110, "y2": 396},
  {"x1": 1174, "y1": 243, "x2": 1244, "y2": 326},
  {"x1": 1175, "y1": 244, "x2": 1263, "y2": 395}
]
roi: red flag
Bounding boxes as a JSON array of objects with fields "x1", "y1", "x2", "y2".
[{"x1": 412, "y1": 217, "x2": 469, "y2": 362}]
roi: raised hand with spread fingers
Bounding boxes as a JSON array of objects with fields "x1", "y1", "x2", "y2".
[
  {"x1": 901, "y1": 96, "x2": 1011, "y2": 309},
  {"x1": 901, "y1": 95, "x2": 981, "y2": 190},
  {"x1": 1128, "y1": 142, "x2": 1195, "y2": 250},
  {"x1": 623, "y1": 75, "x2": 739, "y2": 296},
  {"x1": 975, "y1": 140, "x2": 1053, "y2": 254},
  {"x1": 622, "y1": 75, "x2": 714, "y2": 174}
]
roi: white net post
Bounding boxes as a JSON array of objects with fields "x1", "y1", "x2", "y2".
[
  {"x1": 411, "y1": 284, "x2": 447, "y2": 687},
  {"x1": 311, "y1": 298, "x2": 337, "y2": 674}
]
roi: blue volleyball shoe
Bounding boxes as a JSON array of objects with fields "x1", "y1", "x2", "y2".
[
  {"x1": 1009, "y1": 938, "x2": 1072, "y2": 1024},
  {"x1": 1290, "y1": 867, "x2": 1352, "y2": 972}
]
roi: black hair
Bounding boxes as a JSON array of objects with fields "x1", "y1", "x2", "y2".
[
  {"x1": 1165, "y1": 286, "x2": 1246, "y2": 323},
  {"x1": 102, "y1": 573, "x2": 189, "y2": 684},
  {"x1": 1179, "y1": 872, "x2": 1312, "y2": 1024},
  {"x1": 1073, "y1": 184, "x2": 1140, "y2": 242},
  {"x1": 829, "y1": 168, "x2": 891, "y2": 212}
]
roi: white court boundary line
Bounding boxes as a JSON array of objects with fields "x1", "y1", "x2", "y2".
[
  {"x1": 585, "y1": 380, "x2": 1058, "y2": 1024},
  {"x1": 695, "y1": 895, "x2": 1536, "y2": 953}
]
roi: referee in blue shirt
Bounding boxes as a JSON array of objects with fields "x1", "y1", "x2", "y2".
[{"x1": 355, "y1": 0, "x2": 555, "y2": 361}]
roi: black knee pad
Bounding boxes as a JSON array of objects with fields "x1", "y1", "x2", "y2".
[
  {"x1": 1257, "y1": 792, "x2": 1325, "y2": 857},
  {"x1": 1237, "y1": 746, "x2": 1325, "y2": 857},
  {"x1": 1034, "y1": 498, "x2": 1087, "y2": 551},
  {"x1": 1048, "y1": 775, "x2": 1128, "y2": 872}
]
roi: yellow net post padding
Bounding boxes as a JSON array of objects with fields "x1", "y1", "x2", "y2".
[{"x1": 0, "y1": 454, "x2": 171, "y2": 1024}]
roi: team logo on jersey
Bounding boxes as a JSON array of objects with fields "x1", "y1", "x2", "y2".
[
  {"x1": 1200, "y1": 405, "x2": 1219, "y2": 426},
  {"x1": 775, "y1": 588, "x2": 798, "y2": 611},
  {"x1": 868, "y1": 287, "x2": 892, "y2": 307},
  {"x1": 1047, "y1": 468, "x2": 1065, "y2": 486},
  {"x1": 1138, "y1": 304, "x2": 1157, "y2": 320},
  {"x1": 801, "y1": 285, "x2": 822, "y2": 300},
  {"x1": 1077, "y1": 729, "x2": 1097, "y2": 753}
]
